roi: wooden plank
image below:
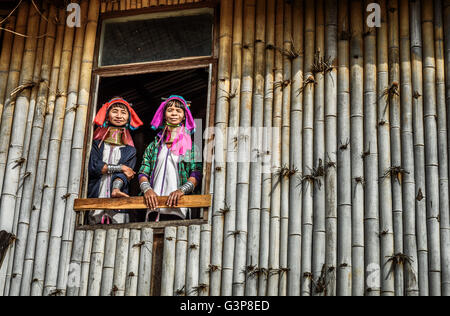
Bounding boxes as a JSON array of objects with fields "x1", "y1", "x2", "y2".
[{"x1": 74, "y1": 194, "x2": 212, "y2": 211}]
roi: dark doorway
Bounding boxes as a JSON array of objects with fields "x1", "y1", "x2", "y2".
[{"x1": 96, "y1": 67, "x2": 209, "y2": 222}]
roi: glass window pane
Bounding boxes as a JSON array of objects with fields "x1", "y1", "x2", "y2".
[{"x1": 100, "y1": 11, "x2": 213, "y2": 66}]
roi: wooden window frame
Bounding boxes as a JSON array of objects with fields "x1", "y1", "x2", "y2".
[{"x1": 76, "y1": 0, "x2": 219, "y2": 229}]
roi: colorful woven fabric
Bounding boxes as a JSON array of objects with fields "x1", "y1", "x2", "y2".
[{"x1": 139, "y1": 136, "x2": 202, "y2": 188}]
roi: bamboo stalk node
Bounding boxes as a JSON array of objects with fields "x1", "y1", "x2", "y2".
[
  {"x1": 339, "y1": 138, "x2": 350, "y2": 150},
  {"x1": 381, "y1": 166, "x2": 409, "y2": 183},
  {"x1": 416, "y1": 189, "x2": 424, "y2": 201},
  {"x1": 10, "y1": 81, "x2": 37, "y2": 98},
  {"x1": 189, "y1": 284, "x2": 208, "y2": 295},
  {"x1": 175, "y1": 286, "x2": 186, "y2": 296},
  {"x1": 219, "y1": 87, "x2": 237, "y2": 102},
  {"x1": 385, "y1": 253, "x2": 416, "y2": 282},
  {"x1": 110, "y1": 285, "x2": 119, "y2": 296},
  {"x1": 48, "y1": 289, "x2": 63, "y2": 296},
  {"x1": 274, "y1": 79, "x2": 291, "y2": 91},
  {"x1": 412, "y1": 91, "x2": 421, "y2": 99},
  {"x1": 207, "y1": 264, "x2": 221, "y2": 272},
  {"x1": 297, "y1": 75, "x2": 316, "y2": 95},
  {"x1": 12, "y1": 157, "x2": 26, "y2": 169}
]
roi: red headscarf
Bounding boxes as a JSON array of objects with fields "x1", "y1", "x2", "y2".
[{"x1": 93, "y1": 97, "x2": 143, "y2": 147}]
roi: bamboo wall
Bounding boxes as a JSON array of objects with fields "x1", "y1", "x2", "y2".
[{"x1": 0, "y1": 0, "x2": 450, "y2": 296}]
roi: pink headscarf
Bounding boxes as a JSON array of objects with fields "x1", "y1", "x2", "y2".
[{"x1": 150, "y1": 95, "x2": 196, "y2": 156}]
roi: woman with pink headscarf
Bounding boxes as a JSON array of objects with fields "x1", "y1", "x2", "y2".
[{"x1": 138, "y1": 95, "x2": 202, "y2": 222}]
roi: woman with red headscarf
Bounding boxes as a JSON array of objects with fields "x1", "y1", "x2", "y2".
[{"x1": 87, "y1": 97, "x2": 143, "y2": 225}]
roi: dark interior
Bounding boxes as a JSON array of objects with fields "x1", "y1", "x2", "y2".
[{"x1": 96, "y1": 67, "x2": 209, "y2": 221}]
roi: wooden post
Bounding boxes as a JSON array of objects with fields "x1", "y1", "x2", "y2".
[{"x1": 0, "y1": 16, "x2": 15, "y2": 127}]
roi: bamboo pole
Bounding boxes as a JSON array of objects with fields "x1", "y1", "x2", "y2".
[
  {"x1": 349, "y1": 0, "x2": 364, "y2": 296},
  {"x1": 9, "y1": 3, "x2": 58, "y2": 296},
  {"x1": 120, "y1": 0, "x2": 126, "y2": 10},
  {"x1": 278, "y1": 0, "x2": 291, "y2": 297},
  {"x1": 125, "y1": 229, "x2": 140, "y2": 296},
  {"x1": 113, "y1": 228, "x2": 130, "y2": 296},
  {"x1": 399, "y1": 0, "x2": 419, "y2": 296},
  {"x1": 150, "y1": 0, "x2": 158, "y2": 7},
  {"x1": 410, "y1": 0, "x2": 429, "y2": 295},
  {"x1": 246, "y1": 0, "x2": 265, "y2": 296},
  {"x1": 19, "y1": 8, "x2": 68, "y2": 296},
  {"x1": 312, "y1": 0, "x2": 326, "y2": 297},
  {"x1": 137, "y1": 227, "x2": 153, "y2": 296},
  {"x1": 377, "y1": 0, "x2": 395, "y2": 296},
  {"x1": 7, "y1": 2, "x2": 51, "y2": 296},
  {"x1": 300, "y1": 0, "x2": 314, "y2": 296},
  {"x1": 258, "y1": 0, "x2": 275, "y2": 296},
  {"x1": 323, "y1": 0, "x2": 337, "y2": 297},
  {"x1": 435, "y1": 0, "x2": 450, "y2": 296},
  {"x1": 31, "y1": 0, "x2": 87, "y2": 297},
  {"x1": 100, "y1": 229, "x2": 118, "y2": 296},
  {"x1": 336, "y1": 0, "x2": 352, "y2": 296},
  {"x1": 363, "y1": 0, "x2": 381, "y2": 297},
  {"x1": 421, "y1": 0, "x2": 442, "y2": 296},
  {"x1": 199, "y1": 224, "x2": 211, "y2": 296},
  {"x1": 387, "y1": 0, "x2": 404, "y2": 296},
  {"x1": 287, "y1": 0, "x2": 304, "y2": 297},
  {"x1": 174, "y1": 226, "x2": 187, "y2": 295},
  {"x1": 66, "y1": 230, "x2": 85, "y2": 296},
  {"x1": 267, "y1": 0, "x2": 283, "y2": 297},
  {"x1": 221, "y1": 0, "x2": 242, "y2": 297},
  {"x1": 55, "y1": 0, "x2": 100, "y2": 294},
  {"x1": 209, "y1": 0, "x2": 233, "y2": 296},
  {"x1": 87, "y1": 229, "x2": 106, "y2": 296},
  {"x1": 0, "y1": 2, "x2": 38, "y2": 296},
  {"x1": 0, "y1": 16, "x2": 15, "y2": 128},
  {"x1": 78, "y1": 230, "x2": 93, "y2": 296},
  {"x1": 0, "y1": 2, "x2": 28, "y2": 202},
  {"x1": 142, "y1": 0, "x2": 150, "y2": 8},
  {"x1": 186, "y1": 225, "x2": 200, "y2": 296},
  {"x1": 233, "y1": 0, "x2": 255, "y2": 297},
  {"x1": 161, "y1": 226, "x2": 176, "y2": 296}
]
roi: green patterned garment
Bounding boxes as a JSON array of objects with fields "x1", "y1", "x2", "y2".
[{"x1": 138, "y1": 137, "x2": 203, "y2": 189}]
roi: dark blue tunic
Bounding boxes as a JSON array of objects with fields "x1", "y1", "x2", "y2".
[{"x1": 87, "y1": 140, "x2": 137, "y2": 198}]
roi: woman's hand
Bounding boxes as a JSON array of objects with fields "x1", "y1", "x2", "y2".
[
  {"x1": 144, "y1": 188, "x2": 159, "y2": 210},
  {"x1": 167, "y1": 190, "x2": 184, "y2": 208},
  {"x1": 111, "y1": 188, "x2": 129, "y2": 198},
  {"x1": 121, "y1": 165, "x2": 136, "y2": 180}
]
